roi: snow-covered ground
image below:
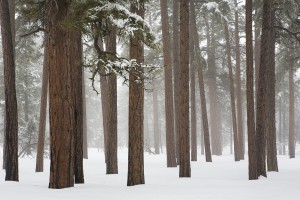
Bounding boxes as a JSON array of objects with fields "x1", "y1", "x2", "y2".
[{"x1": 1, "y1": 148, "x2": 300, "y2": 200}]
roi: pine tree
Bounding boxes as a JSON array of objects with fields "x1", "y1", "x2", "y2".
[
  {"x1": 0, "y1": 0, "x2": 19, "y2": 181},
  {"x1": 160, "y1": 0, "x2": 177, "y2": 167},
  {"x1": 246, "y1": 0, "x2": 258, "y2": 180},
  {"x1": 48, "y1": 0, "x2": 75, "y2": 189},
  {"x1": 127, "y1": 0, "x2": 145, "y2": 186},
  {"x1": 35, "y1": 39, "x2": 49, "y2": 172},
  {"x1": 179, "y1": 0, "x2": 191, "y2": 178}
]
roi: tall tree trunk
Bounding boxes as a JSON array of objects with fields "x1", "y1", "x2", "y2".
[
  {"x1": 144, "y1": 108, "x2": 150, "y2": 150},
  {"x1": 246, "y1": 0, "x2": 257, "y2": 180},
  {"x1": 282, "y1": 103, "x2": 286, "y2": 155},
  {"x1": 2, "y1": 0, "x2": 15, "y2": 171},
  {"x1": 190, "y1": 48, "x2": 197, "y2": 162},
  {"x1": 35, "y1": 40, "x2": 49, "y2": 172},
  {"x1": 98, "y1": 36, "x2": 108, "y2": 162},
  {"x1": 205, "y1": 19, "x2": 222, "y2": 156},
  {"x1": 179, "y1": 0, "x2": 191, "y2": 178},
  {"x1": 100, "y1": 74, "x2": 108, "y2": 161},
  {"x1": 234, "y1": 0, "x2": 244, "y2": 160},
  {"x1": 288, "y1": 57, "x2": 295, "y2": 159},
  {"x1": 254, "y1": 0, "x2": 261, "y2": 108},
  {"x1": 160, "y1": 0, "x2": 177, "y2": 167},
  {"x1": 106, "y1": 26, "x2": 118, "y2": 174},
  {"x1": 278, "y1": 99, "x2": 282, "y2": 155},
  {"x1": 266, "y1": 10, "x2": 278, "y2": 172},
  {"x1": 173, "y1": 0, "x2": 180, "y2": 164},
  {"x1": 2, "y1": 110, "x2": 6, "y2": 170},
  {"x1": 82, "y1": 68, "x2": 88, "y2": 159},
  {"x1": 200, "y1": 118, "x2": 204, "y2": 156},
  {"x1": 127, "y1": 0, "x2": 145, "y2": 186},
  {"x1": 230, "y1": 120, "x2": 233, "y2": 155},
  {"x1": 0, "y1": 0, "x2": 18, "y2": 181},
  {"x1": 224, "y1": 21, "x2": 239, "y2": 162},
  {"x1": 153, "y1": 80, "x2": 160, "y2": 154},
  {"x1": 72, "y1": 32, "x2": 84, "y2": 184},
  {"x1": 24, "y1": 72, "x2": 31, "y2": 156},
  {"x1": 191, "y1": 1, "x2": 212, "y2": 162},
  {"x1": 256, "y1": 0, "x2": 274, "y2": 178},
  {"x1": 48, "y1": 0, "x2": 75, "y2": 188},
  {"x1": 159, "y1": 116, "x2": 163, "y2": 153}
]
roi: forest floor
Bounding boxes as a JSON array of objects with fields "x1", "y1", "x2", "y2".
[{"x1": 1, "y1": 148, "x2": 300, "y2": 200}]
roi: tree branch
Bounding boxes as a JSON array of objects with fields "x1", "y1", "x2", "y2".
[
  {"x1": 20, "y1": 27, "x2": 47, "y2": 38},
  {"x1": 274, "y1": 25, "x2": 300, "y2": 43}
]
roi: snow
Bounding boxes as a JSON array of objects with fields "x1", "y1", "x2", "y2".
[
  {"x1": 204, "y1": 2, "x2": 219, "y2": 10},
  {"x1": 1, "y1": 149, "x2": 300, "y2": 200}
]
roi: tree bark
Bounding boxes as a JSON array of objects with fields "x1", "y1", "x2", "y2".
[
  {"x1": 288, "y1": 56, "x2": 295, "y2": 159},
  {"x1": 246, "y1": 0, "x2": 257, "y2": 180},
  {"x1": 160, "y1": 0, "x2": 177, "y2": 167},
  {"x1": 0, "y1": 0, "x2": 18, "y2": 181},
  {"x1": 234, "y1": 0, "x2": 244, "y2": 160},
  {"x1": 191, "y1": 1, "x2": 212, "y2": 162},
  {"x1": 173, "y1": 0, "x2": 180, "y2": 164},
  {"x1": 254, "y1": 0, "x2": 261, "y2": 109},
  {"x1": 48, "y1": 0, "x2": 75, "y2": 188},
  {"x1": 179, "y1": 0, "x2": 191, "y2": 178},
  {"x1": 2, "y1": 0, "x2": 15, "y2": 171},
  {"x1": 106, "y1": 26, "x2": 118, "y2": 174},
  {"x1": 153, "y1": 80, "x2": 160, "y2": 154},
  {"x1": 205, "y1": 19, "x2": 222, "y2": 156},
  {"x1": 256, "y1": 0, "x2": 274, "y2": 178},
  {"x1": 144, "y1": 108, "x2": 150, "y2": 150},
  {"x1": 224, "y1": 22, "x2": 239, "y2": 162},
  {"x1": 82, "y1": 68, "x2": 88, "y2": 159},
  {"x1": 282, "y1": 102, "x2": 286, "y2": 155},
  {"x1": 278, "y1": 99, "x2": 282, "y2": 155},
  {"x1": 100, "y1": 75, "x2": 108, "y2": 161},
  {"x1": 99, "y1": 37, "x2": 108, "y2": 162},
  {"x1": 266, "y1": 10, "x2": 278, "y2": 171},
  {"x1": 24, "y1": 71, "x2": 31, "y2": 156},
  {"x1": 35, "y1": 40, "x2": 49, "y2": 172},
  {"x1": 72, "y1": 32, "x2": 84, "y2": 184},
  {"x1": 190, "y1": 47, "x2": 197, "y2": 162},
  {"x1": 200, "y1": 119, "x2": 204, "y2": 156},
  {"x1": 127, "y1": 0, "x2": 145, "y2": 186}
]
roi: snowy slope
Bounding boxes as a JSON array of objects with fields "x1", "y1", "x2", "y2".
[{"x1": 1, "y1": 149, "x2": 300, "y2": 200}]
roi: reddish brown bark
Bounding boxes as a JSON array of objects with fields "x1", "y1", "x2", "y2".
[
  {"x1": 127, "y1": 0, "x2": 145, "y2": 186},
  {"x1": 179, "y1": 0, "x2": 191, "y2": 177},
  {"x1": 173, "y1": 0, "x2": 180, "y2": 164},
  {"x1": 106, "y1": 26, "x2": 118, "y2": 174},
  {"x1": 48, "y1": 0, "x2": 75, "y2": 188},
  {"x1": 246, "y1": 0, "x2": 258, "y2": 180},
  {"x1": 82, "y1": 69, "x2": 88, "y2": 159},
  {"x1": 2, "y1": 0, "x2": 15, "y2": 171},
  {"x1": 256, "y1": 0, "x2": 274, "y2": 178},
  {"x1": 0, "y1": 0, "x2": 18, "y2": 181},
  {"x1": 160, "y1": 0, "x2": 177, "y2": 167},
  {"x1": 35, "y1": 40, "x2": 49, "y2": 173},
  {"x1": 71, "y1": 32, "x2": 84, "y2": 184},
  {"x1": 266, "y1": 10, "x2": 278, "y2": 171},
  {"x1": 234, "y1": 0, "x2": 244, "y2": 160},
  {"x1": 190, "y1": 49, "x2": 197, "y2": 162}
]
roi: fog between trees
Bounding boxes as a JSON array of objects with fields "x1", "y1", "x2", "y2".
[{"x1": 0, "y1": 0, "x2": 300, "y2": 188}]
